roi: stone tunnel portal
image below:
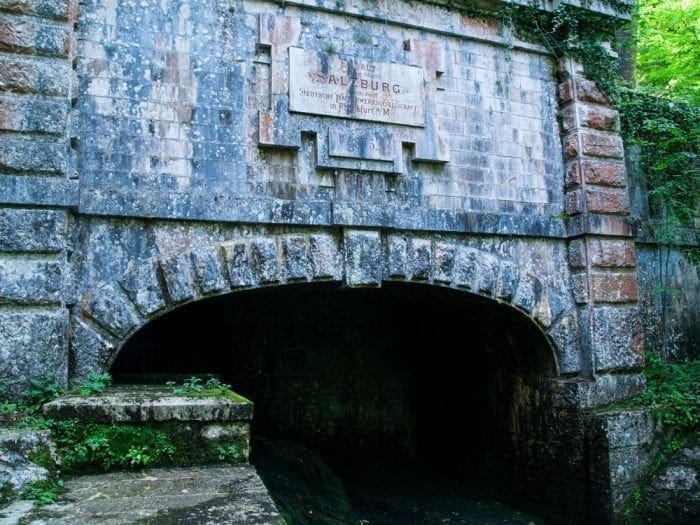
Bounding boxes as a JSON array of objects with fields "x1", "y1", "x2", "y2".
[{"x1": 111, "y1": 281, "x2": 560, "y2": 518}]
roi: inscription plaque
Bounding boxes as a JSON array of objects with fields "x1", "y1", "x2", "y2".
[{"x1": 289, "y1": 47, "x2": 425, "y2": 127}]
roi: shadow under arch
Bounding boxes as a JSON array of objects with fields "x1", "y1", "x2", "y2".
[{"x1": 111, "y1": 280, "x2": 560, "y2": 515}]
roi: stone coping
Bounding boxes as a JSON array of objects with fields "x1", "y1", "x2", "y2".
[{"x1": 42, "y1": 385, "x2": 253, "y2": 423}]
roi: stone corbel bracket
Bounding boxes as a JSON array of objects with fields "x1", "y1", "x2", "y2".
[{"x1": 257, "y1": 15, "x2": 449, "y2": 174}]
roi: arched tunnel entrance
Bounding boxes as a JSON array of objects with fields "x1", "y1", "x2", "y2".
[{"x1": 111, "y1": 282, "x2": 560, "y2": 522}]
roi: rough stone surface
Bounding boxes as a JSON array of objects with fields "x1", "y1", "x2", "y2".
[
  {"x1": 4, "y1": 465, "x2": 283, "y2": 525},
  {"x1": 42, "y1": 385, "x2": 254, "y2": 423},
  {"x1": 0, "y1": 310, "x2": 68, "y2": 398},
  {"x1": 0, "y1": 429, "x2": 56, "y2": 502}
]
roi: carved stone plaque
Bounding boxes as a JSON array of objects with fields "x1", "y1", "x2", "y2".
[{"x1": 289, "y1": 47, "x2": 425, "y2": 127}]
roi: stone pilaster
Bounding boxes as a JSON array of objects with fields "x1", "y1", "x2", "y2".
[
  {"x1": 0, "y1": 0, "x2": 78, "y2": 397},
  {"x1": 559, "y1": 59, "x2": 644, "y2": 382}
]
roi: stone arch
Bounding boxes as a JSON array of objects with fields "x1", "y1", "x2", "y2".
[{"x1": 70, "y1": 229, "x2": 576, "y2": 382}]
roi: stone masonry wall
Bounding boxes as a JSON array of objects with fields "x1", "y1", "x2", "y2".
[
  {"x1": 76, "y1": 0, "x2": 565, "y2": 235},
  {"x1": 0, "y1": 0, "x2": 77, "y2": 396}
]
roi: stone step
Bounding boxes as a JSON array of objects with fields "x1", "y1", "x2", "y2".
[
  {"x1": 42, "y1": 384, "x2": 253, "y2": 423},
  {"x1": 1, "y1": 465, "x2": 285, "y2": 524}
]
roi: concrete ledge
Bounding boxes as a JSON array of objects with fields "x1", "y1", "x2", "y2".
[{"x1": 42, "y1": 385, "x2": 253, "y2": 423}]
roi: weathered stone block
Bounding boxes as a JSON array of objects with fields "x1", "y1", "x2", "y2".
[
  {"x1": 309, "y1": 234, "x2": 340, "y2": 280},
  {"x1": 0, "y1": 208, "x2": 64, "y2": 251},
  {"x1": 344, "y1": 229, "x2": 381, "y2": 287},
  {"x1": 554, "y1": 373, "x2": 646, "y2": 409},
  {"x1": 580, "y1": 160, "x2": 626, "y2": 187},
  {"x1": 191, "y1": 247, "x2": 228, "y2": 294},
  {"x1": 581, "y1": 132, "x2": 624, "y2": 159},
  {"x1": 585, "y1": 189, "x2": 630, "y2": 214},
  {"x1": 590, "y1": 273, "x2": 638, "y2": 303},
  {"x1": 386, "y1": 234, "x2": 408, "y2": 279},
  {"x1": 0, "y1": 55, "x2": 69, "y2": 95},
  {"x1": 591, "y1": 306, "x2": 644, "y2": 371},
  {"x1": 0, "y1": 137, "x2": 66, "y2": 173},
  {"x1": 69, "y1": 316, "x2": 115, "y2": 383},
  {"x1": 567, "y1": 238, "x2": 586, "y2": 269},
  {"x1": 563, "y1": 104, "x2": 619, "y2": 132},
  {"x1": 570, "y1": 273, "x2": 589, "y2": 304},
  {"x1": 119, "y1": 259, "x2": 166, "y2": 316},
  {"x1": 512, "y1": 270, "x2": 542, "y2": 315},
  {"x1": 81, "y1": 284, "x2": 141, "y2": 338},
  {"x1": 495, "y1": 260, "x2": 518, "y2": 302},
  {"x1": 0, "y1": 14, "x2": 70, "y2": 57},
  {"x1": 559, "y1": 77, "x2": 609, "y2": 105},
  {"x1": 221, "y1": 241, "x2": 256, "y2": 289},
  {"x1": 251, "y1": 238, "x2": 279, "y2": 284},
  {"x1": 161, "y1": 253, "x2": 197, "y2": 303},
  {"x1": 0, "y1": 257, "x2": 62, "y2": 304},
  {"x1": 432, "y1": 242, "x2": 455, "y2": 283},
  {"x1": 409, "y1": 239, "x2": 431, "y2": 281},
  {"x1": 0, "y1": 310, "x2": 68, "y2": 398},
  {"x1": 547, "y1": 309, "x2": 581, "y2": 374},
  {"x1": 588, "y1": 239, "x2": 636, "y2": 268},
  {"x1": 453, "y1": 246, "x2": 478, "y2": 289},
  {"x1": 282, "y1": 236, "x2": 310, "y2": 281},
  {"x1": 42, "y1": 385, "x2": 254, "y2": 423},
  {"x1": 0, "y1": 0, "x2": 71, "y2": 19},
  {"x1": 0, "y1": 94, "x2": 68, "y2": 134}
]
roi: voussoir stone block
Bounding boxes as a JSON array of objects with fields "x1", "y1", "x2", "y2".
[
  {"x1": 432, "y1": 242, "x2": 455, "y2": 283},
  {"x1": 160, "y1": 253, "x2": 197, "y2": 303},
  {"x1": 386, "y1": 234, "x2": 408, "y2": 279},
  {"x1": 309, "y1": 234, "x2": 340, "y2": 280},
  {"x1": 119, "y1": 259, "x2": 166, "y2": 316},
  {"x1": 81, "y1": 284, "x2": 140, "y2": 338},
  {"x1": 282, "y1": 235, "x2": 310, "y2": 281},
  {"x1": 191, "y1": 247, "x2": 228, "y2": 294},
  {"x1": 251, "y1": 237, "x2": 279, "y2": 284},
  {"x1": 69, "y1": 316, "x2": 115, "y2": 383},
  {"x1": 221, "y1": 241, "x2": 256, "y2": 289},
  {"x1": 344, "y1": 229, "x2": 381, "y2": 287},
  {"x1": 409, "y1": 238, "x2": 431, "y2": 281}
]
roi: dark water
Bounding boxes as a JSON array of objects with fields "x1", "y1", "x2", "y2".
[{"x1": 252, "y1": 439, "x2": 546, "y2": 525}]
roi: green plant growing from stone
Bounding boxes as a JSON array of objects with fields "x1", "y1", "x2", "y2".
[
  {"x1": 24, "y1": 373, "x2": 63, "y2": 411},
  {"x1": 354, "y1": 32, "x2": 372, "y2": 45},
  {"x1": 24, "y1": 478, "x2": 64, "y2": 506},
  {"x1": 216, "y1": 443, "x2": 241, "y2": 463},
  {"x1": 166, "y1": 376, "x2": 249, "y2": 402},
  {"x1": 75, "y1": 372, "x2": 112, "y2": 396}
]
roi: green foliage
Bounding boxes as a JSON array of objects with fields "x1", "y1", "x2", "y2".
[
  {"x1": 166, "y1": 376, "x2": 250, "y2": 402},
  {"x1": 48, "y1": 419, "x2": 246, "y2": 473},
  {"x1": 617, "y1": 88, "x2": 700, "y2": 228},
  {"x1": 632, "y1": 353, "x2": 699, "y2": 430},
  {"x1": 24, "y1": 478, "x2": 63, "y2": 506},
  {"x1": 636, "y1": 0, "x2": 700, "y2": 104},
  {"x1": 216, "y1": 443, "x2": 242, "y2": 463},
  {"x1": 50, "y1": 420, "x2": 177, "y2": 472},
  {"x1": 24, "y1": 374, "x2": 63, "y2": 411},
  {"x1": 75, "y1": 372, "x2": 113, "y2": 396}
]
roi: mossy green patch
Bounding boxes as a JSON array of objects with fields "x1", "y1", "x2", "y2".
[{"x1": 48, "y1": 420, "x2": 249, "y2": 474}]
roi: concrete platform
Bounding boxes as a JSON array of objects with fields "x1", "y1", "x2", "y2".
[{"x1": 0, "y1": 465, "x2": 284, "y2": 524}]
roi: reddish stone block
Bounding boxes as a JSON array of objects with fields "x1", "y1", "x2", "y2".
[
  {"x1": 581, "y1": 132, "x2": 624, "y2": 159},
  {"x1": 565, "y1": 161, "x2": 581, "y2": 189},
  {"x1": 579, "y1": 104, "x2": 619, "y2": 131},
  {"x1": 588, "y1": 239, "x2": 636, "y2": 268},
  {"x1": 573, "y1": 77, "x2": 609, "y2": 105},
  {"x1": 585, "y1": 189, "x2": 630, "y2": 214},
  {"x1": 562, "y1": 134, "x2": 580, "y2": 159},
  {"x1": 566, "y1": 190, "x2": 583, "y2": 215},
  {"x1": 590, "y1": 273, "x2": 638, "y2": 303},
  {"x1": 580, "y1": 161, "x2": 626, "y2": 187}
]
